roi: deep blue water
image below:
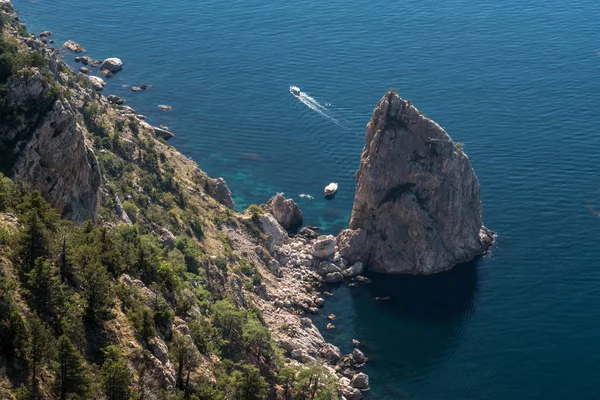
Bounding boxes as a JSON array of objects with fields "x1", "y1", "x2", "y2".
[{"x1": 13, "y1": 0, "x2": 600, "y2": 398}]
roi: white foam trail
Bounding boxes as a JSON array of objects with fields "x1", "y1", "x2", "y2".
[{"x1": 295, "y1": 90, "x2": 343, "y2": 127}]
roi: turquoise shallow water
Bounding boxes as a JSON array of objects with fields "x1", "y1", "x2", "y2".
[{"x1": 13, "y1": 0, "x2": 600, "y2": 398}]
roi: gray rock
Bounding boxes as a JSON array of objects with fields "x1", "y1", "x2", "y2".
[
  {"x1": 300, "y1": 317, "x2": 312, "y2": 327},
  {"x1": 315, "y1": 297, "x2": 325, "y2": 307},
  {"x1": 5, "y1": 69, "x2": 101, "y2": 223},
  {"x1": 351, "y1": 372, "x2": 370, "y2": 390},
  {"x1": 153, "y1": 125, "x2": 175, "y2": 140},
  {"x1": 312, "y1": 235, "x2": 336, "y2": 259},
  {"x1": 79, "y1": 66, "x2": 90, "y2": 74},
  {"x1": 319, "y1": 343, "x2": 341, "y2": 363},
  {"x1": 352, "y1": 348, "x2": 367, "y2": 364},
  {"x1": 339, "y1": 90, "x2": 494, "y2": 274},
  {"x1": 342, "y1": 261, "x2": 364, "y2": 278},
  {"x1": 149, "y1": 337, "x2": 170, "y2": 365},
  {"x1": 341, "y1": 386, "x2": 363, "y2": 400},
  {"x1": 80, "y1": 74, "x2": 105, "y2": 91},
  {"x1": 317, "y1": 261, "x2": 341, "y2": 276},
  {"x1": 107, "y1": 94, "x2": 126, "y2": 105},
  {"x1": 98, "y1": 69, "x2": 112, "y2": 77},
  {"x1": 80, "y1": 56, "x2": 91, "y2": 65},
  {"x1": 264, "y1": 193, "x2": 303, "y2": 229},
  {"x1": 100, "y1": 57, "x2": 123, "y2": 73},
  {"x1": 38, "y1": 30, "x2": 52, "y2": 37},
  {"x1": 325, "y1": 272, "x2": 344, "y2": 283},
  {"x1": 158, "y1": 228, "x2": 176, "y2": 249},
  {"x1": 259, "y1": 213, "x2": 288, "y2": 251},
  {"x1": 89, "y1": 59, "x2": 101, "y2": 67},
  {"x1": 207, "y1": 177, "x2": 234, "y2": 209},
  {"x1": 62, "y1": 40, "x2": 85, "y2": 53}
]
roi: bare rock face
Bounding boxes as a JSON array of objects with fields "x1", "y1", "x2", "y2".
[
  {"x1": 263, "y1": 193, "x2": 303, "y2": 230},
  {"x1": 206, "y1": 177, "x2": 234, "y2": 209},
  {"x1": 2, "y1": 68, "x2": 101, "y2": 223},
  {"x1": 339, "y1": 90, "x2": 493, "y2": 274}
]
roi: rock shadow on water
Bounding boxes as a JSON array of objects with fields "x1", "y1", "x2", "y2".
[
  {"x1": 349, "y1": 260, "x2": 480, "y2": 397},
  {"x1": 364, "y1": 259, "x2": 479, "y2": 322}
]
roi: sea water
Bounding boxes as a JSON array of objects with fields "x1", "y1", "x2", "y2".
[{"x1": 13, "y1": 0, "x2": 600, "y2": 398}]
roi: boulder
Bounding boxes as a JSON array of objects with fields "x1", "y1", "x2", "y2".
[
  {"x1": 62, "y1": 40, "x2": 85, "y2": 53},
  {"x1": 325, "y1": 272, "x2": 343, "y2": 283},
  {"x1": 341, "y1": 386, "x2": 363, "y2": 400},
  {"x1": 339, "y1": 90, "x2": 494, "y2": 274},
  {"x1": 351, "y1": 373, "x2": 370, "y2": 390},
  {"x1": 312, "y1": 235, "x2": 336, "y2": 259},
  {"x1": 300, "y1": 317, "x2": 312, "y2": 327},
  {"x1": 319, "y1": 343, "x2": 341, "y2": 363},
  {"x1": 100, "y1": 57, "x2": 123, "y2": 73},
  {"x1": 83, "y1": 75, "x2": 106, "y2": 91},
  {"x1": 264, "y1": 193, "x2": 303, "y2": 230},
  {"x1": 149, "y1": 337, "x2": 170, "y2": 365},
  {"x1": 107, "y1": 95, "x2": 125, "y2": 105},
  {"x1": 259, "y1": 213, "x2": 287, "y2": 251},
  {"x1": 38, "y1": 30, "x2": 52, "y2": 37},
  {"x1": 98, "y1": 69, "x2": 113, "y2": 77},
  {"x1": 342, "y1": 262, "x2": 364, "y2": 278},
  {"x1": 153, "y1": 125, "x2": 175, "y2": 140},
  {"x1": 158, "y1": 228, "x2": 176, "y2": 249},
  {"x1": 80, "y1": 56, "x2": 91, "y2": 65},
  {"x1": 317, "y1": 261, "x2": 341, "y2": 276},
  {"x1": 89, "y1": 59, "x2": 101, "y2": 67},
  {"x1": 352, "y1": 348, "x2": 367, "y2": 364},
  {"x1": 314, "y1": 297, "x2": 325, "y2": 307},
  {"x1": 79, "y1": 67, "x2": 89, "y2": 74}
]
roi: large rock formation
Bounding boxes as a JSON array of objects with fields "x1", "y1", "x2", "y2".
[
  {"x1": 338, "y1": 90, "x2": 493, "y2": 274},
  {"x1": 1, "y1": 68, "x2": 101, "y2": 223},
  {"x1": 262, "y1": 193, "x2": 303, "y2": 230}
]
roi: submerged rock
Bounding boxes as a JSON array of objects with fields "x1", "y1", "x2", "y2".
[{"x1": 338, "y1": 90, "x2": 494, "y2": 274}]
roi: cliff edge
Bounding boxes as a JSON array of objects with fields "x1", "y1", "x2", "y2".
[{"x1": 338, "y1": 90, "x2": 494, "y2": 274}]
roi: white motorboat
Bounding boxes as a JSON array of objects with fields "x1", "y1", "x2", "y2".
[
  {"x1": 290, "y1": 86, "x2": 301, "y2": 96},
  {"x1": 324, "y1": 182, "x2": 338, "y2": 197}
]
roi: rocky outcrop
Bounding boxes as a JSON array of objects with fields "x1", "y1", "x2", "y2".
[
  {"x1": 152, "y1": 125, "x2": 175, "y2": 140},
  {"x1": 2, "y1": 68, "x2": 101, "y2": 223},
  {"x1": 62, "y1": 40, "x2": 85, "y2": 53},
  {"x1": 262, "y1": 194, "x2": 303, "y2": 230},
  {"x1": 206, "y1": 177, "x2": 234, "y2": 209},
  {"x1": 100, "y1": 57, "x2": 123, "y2": 73},
  {"x1": 338, "y1": 90, "x2": 493, "y2": 274},
  {"x1": 78, "y1": 73, "x2": 106, "y2": 91}
]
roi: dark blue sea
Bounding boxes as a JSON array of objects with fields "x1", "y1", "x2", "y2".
[{"x1": 13, "y1": 0, "x2": 600, "y2": 398}]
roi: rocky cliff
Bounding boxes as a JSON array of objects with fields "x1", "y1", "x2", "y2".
[
  {"x1": 338, "y1": 90, "x2": 493, "y2": 274},
  {"x1": 0, "y1": 28, "x2": 101, "y2": 223}
]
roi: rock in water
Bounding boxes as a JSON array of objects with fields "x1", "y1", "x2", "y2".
[
  {"x1": 338, "y1": 90, "x2": 493, "y2": 274},
  {"x1": 100, "y1": 57, "x2": 123, "y2": 73},
  {"x1": 264, "y1": 193, "x2": 303, "y2": 230},
  {"x1": 62, "y1": 40, "x2": 85, "y2": 53}
]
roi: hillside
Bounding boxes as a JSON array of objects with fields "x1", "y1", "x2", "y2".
[{"x1": 0, "y1": 2, "x2": 368, "y2": 399}]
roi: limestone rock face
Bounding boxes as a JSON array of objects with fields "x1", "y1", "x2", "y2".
[
  {"x1": 339, "y1": 90, "x2": 493, "y2": 274},
  {"x1": 207, "y1": 177, "x2": 234, "y2": 209},
  {"x1": 264, "y1": 193, "x2": 303, "y2": 230},
  {"x1": 2, "y1": 68, "x2": 101, "y2": 223}
]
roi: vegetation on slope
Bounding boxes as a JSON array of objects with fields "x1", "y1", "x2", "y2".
[{"x1": 0, "y1": 6, "x2": 339, "y2": 400}]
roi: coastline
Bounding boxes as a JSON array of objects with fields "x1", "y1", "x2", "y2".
[{"x1": 1, "y1": 2, "x2": 372, "y2": 398}]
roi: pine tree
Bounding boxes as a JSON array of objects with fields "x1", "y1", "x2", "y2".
[
  {"x1": 55, "y1": 335, "x2": 89, "y2": 400},
  {"x1": 27, "y1": 257, "x2": 59, "y2": 318},
  {"x1": 81, "y1": 261, "x2": 114, "y2": 320},
  {"x1": 100, "y1": 346, "x2": 133, "y2": 400},
  {"x1": 28, "y1": 313, "x2": 54, "y2": 399},
  {"x1": 231, "y1": 363, "x2": 269, "y2": 400},
  {"x1": 169, "y1": 331, "x2": 200, "y2": 392},
  {"x1": 16, "y1": 191, "x2": 58, "y2": 273}
]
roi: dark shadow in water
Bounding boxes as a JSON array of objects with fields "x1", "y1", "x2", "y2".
[
  {"x1": 364, "y1": 259, "x2": 479, "y2": 322},
  {"x1": 349, "y1": 260, "x2": 480, "y2": 399}
]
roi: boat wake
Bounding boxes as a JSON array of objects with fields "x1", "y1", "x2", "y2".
[{"x1": 291, "y1": 87, "x2": 344, "y2": 127}]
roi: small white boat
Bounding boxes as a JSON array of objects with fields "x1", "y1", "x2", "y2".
[
  {"x1": 290, "y1": 85, "x2": 301, "y2": 96},
  {"x1": 324, "y1": 182, "x2": 338, "y2": 196}
]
